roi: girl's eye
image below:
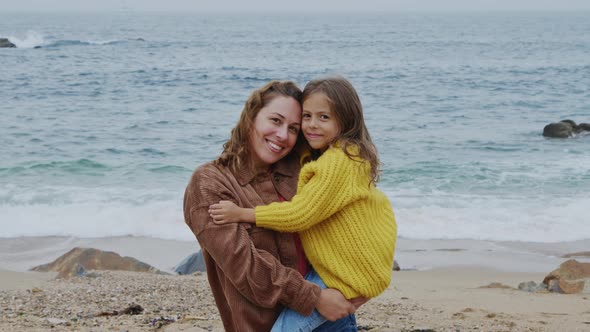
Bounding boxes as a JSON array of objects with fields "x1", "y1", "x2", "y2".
[
  {"x1": 288, "y1": 126, "x2": 299, "y2": 134},
  {"x1": 271, "y1": 117, "x2": 281, "y2": 124},
  {"x1": 302, "y1": 113, "x2": 311, "y2": 119},
  {"x1": 320, "y1": 114, "x2": 330, "y2": 120}
]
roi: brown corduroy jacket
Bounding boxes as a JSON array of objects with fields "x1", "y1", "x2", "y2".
[{"x1": 183, "y1": 154, "x2": 321, "y2": 332}]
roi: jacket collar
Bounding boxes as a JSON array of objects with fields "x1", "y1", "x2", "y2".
[{"x1": 235, "y1": 153, "x2": 299, "y2": 186}]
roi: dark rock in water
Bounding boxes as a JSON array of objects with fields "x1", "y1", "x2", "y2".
[
  {"x1": 542, "y1": 259, "x2": 590, "y2": 294},
  {"x1": 34, "y1": 46, "x2": 42, "y2": 49},
  {"x1": 392, "y1": 260, "x2": 400, "y2": 271},
  {"x1": 560, "y1": 119, "x2": 577, "y2": 127},
  {"x1": 0, "y1": 38, "x2": 16, "y2": 48},
  {"x1": 174, "y1": 250, "x2": 206, "y2": 275},
  {"x1": 31, "y1": 247, "x2": 162, "y2": 278},
  {"x1": 543, "y1": 119, "x2": 590, "y2": 138},
  {"x1": 543, "y1": 120, "x2": 576, "y2": 138}
]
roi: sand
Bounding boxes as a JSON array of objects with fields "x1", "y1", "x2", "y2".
[{"x1": 1, "y1": 236, "x2": 589, "y2": 331}]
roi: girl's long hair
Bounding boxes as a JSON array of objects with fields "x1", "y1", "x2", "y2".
[
  {"x1": 215, "y1": 81, "x2": 303, "y2": 174},
  {"x1": 302, "y1": 76, "x2": 380, "y2": 183}
]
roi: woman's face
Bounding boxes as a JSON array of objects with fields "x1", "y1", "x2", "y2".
[{"x1": 249, "y1": 96, "x2": 302, "y2": 169}]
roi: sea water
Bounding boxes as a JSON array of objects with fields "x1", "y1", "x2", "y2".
[{"x1": 1, "y1": 12, "x2": 589, "y2": 242}]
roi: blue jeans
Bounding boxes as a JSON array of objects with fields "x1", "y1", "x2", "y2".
[{"x1": 271, "y1": 269, "x2": 358, "y2": 332}]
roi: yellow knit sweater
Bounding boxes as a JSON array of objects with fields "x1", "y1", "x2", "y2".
[{"x1": 256, "y1": 146, "x2": 397, "y2": 299}]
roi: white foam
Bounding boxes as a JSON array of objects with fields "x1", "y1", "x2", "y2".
[
  {"x1": 7, "y1": 31, "x2": 45, "y2": 48},
  {"x1": 0, "y1": 184, "x2": 194, "y2": 241},
  {"x1": 0, "y1": 201, "x2": 193, "y2": 241},
  {"x1": 87, "y1": 39, "x2": 121, "y2": 45},
  {"x1": 1, "y1": 183, "x2": 588, "y2": 243},
  {"x1": 388, "y1": 189, "x2": 590, "y2": 243}
]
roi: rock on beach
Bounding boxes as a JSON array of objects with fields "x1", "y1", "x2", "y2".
[
  {"x1": 517, "y1": 259, "x2": 590, "y2": 294},
  {"x1": 174, "y1": 251, "x2": 206, "y2": 275},
  {"x1": 31, "y1": 247, "x2": 162, "y2": 278},
  {"x1": 542, "y1": 259, "x2": 590, "y2": 294}
]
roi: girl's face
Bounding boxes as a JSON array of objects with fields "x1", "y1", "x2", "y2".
[
  {"x1": 302, "y1": 93, "x2": 340, "y2": 152},
  {"x1": 249, "y1": 96, "x2": 301, "y2": 169}
]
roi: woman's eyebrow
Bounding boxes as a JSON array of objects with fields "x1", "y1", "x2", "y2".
[{"x1": 271, "y1": 112, "x2": 300, "y2": 125}]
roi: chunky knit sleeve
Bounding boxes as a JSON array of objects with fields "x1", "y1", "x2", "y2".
[{"x1": 256, "y1": 147, "x2": 370, "y2": 232}]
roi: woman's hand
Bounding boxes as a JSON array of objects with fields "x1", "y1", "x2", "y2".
[
  {"x1": 349, "y1": 296, "x2": 369, "y2": 309},
  {"x1": 209, "y1": 200, "x2": 255, "y2": 224},
  {"x1": 316, "y1": 289, "x2": 356, "y2": 321}
]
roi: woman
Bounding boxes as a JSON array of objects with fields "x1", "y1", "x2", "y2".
[{"x1": 183, "y1": 81, "x2": 356, "y2": 331}]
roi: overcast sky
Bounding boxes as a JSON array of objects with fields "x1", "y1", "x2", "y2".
[{"x1": 2, "y1": 0, "x2": 590, "y2": 12}]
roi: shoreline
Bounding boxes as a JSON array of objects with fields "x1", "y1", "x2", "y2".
[
  {"x1": 395, "y1": 237, "x2": 590, "y2": 272},
  {"x1": 1, "y1": 235, "x2": 588, "y2": 273}
]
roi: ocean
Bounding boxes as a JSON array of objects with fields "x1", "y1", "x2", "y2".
[{"x1": 1, "y1": 11, "x2": 589, "y2": 243}]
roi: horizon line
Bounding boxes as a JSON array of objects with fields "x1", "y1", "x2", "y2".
[{"x1": 2, "y1": 8, "x2": 590, "y2": 13}]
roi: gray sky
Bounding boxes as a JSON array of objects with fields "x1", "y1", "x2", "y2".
[{"x1": 2, "y1": 0, "x2": 590, "y2": 12}]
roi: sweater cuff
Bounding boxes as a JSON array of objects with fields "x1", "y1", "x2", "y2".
[{"x1": 284, "y1": 279, "x2": 321, "y2": 316}]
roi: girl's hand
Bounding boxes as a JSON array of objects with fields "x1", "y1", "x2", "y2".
[{"x1": 209, "y1": 200, "x2": 243, "y2": 224}]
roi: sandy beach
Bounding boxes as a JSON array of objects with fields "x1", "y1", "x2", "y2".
[{"x1": 1, "y1": 236, "x2": 589, "y2": 331}]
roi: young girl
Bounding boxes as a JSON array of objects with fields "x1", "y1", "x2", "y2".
[{"x1": 209, "y1": 76, "x2": 397, "y2": 331}]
